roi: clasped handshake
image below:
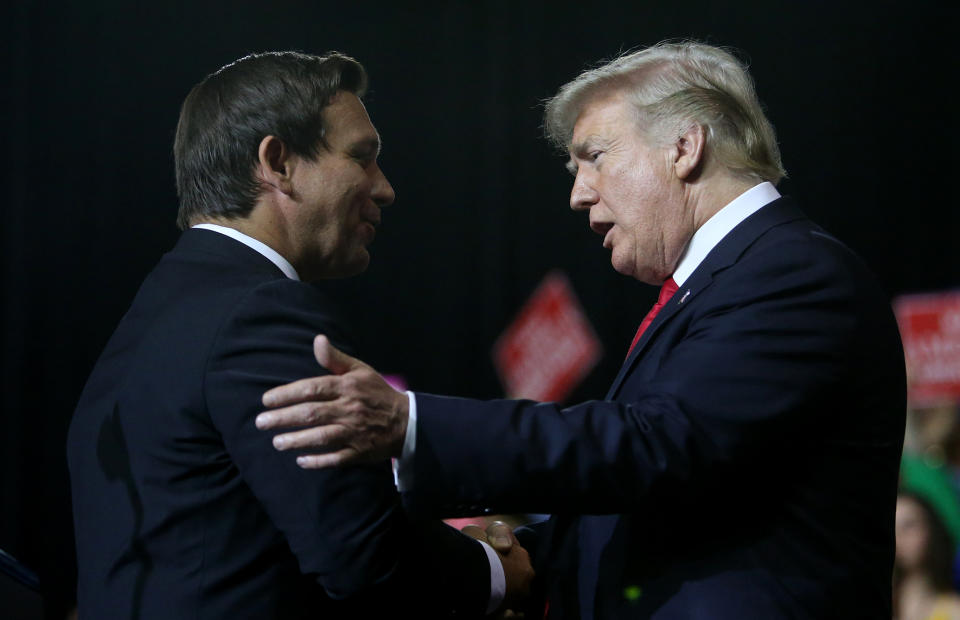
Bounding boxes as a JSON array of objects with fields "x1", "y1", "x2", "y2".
[{"x1": 256, "y1": 335, "x2": 535, "y2": 615}]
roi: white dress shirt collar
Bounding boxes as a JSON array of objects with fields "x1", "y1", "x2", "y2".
[
  {"x1": 192, "y1": 223, "x2": 300, "y2": 281},
  {"x1": 672, "y1": 182, "x2": 781, "y2": 287}
]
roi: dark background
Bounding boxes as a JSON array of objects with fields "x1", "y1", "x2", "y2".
[{"x1": 2, "y1": 0, "x2": 956, "y2": 615}]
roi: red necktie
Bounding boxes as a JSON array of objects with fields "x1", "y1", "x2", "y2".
[{"x1": 627, "y1": 277, "x2": 679, "y2": 357}]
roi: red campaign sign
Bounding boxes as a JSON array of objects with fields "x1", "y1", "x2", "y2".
[
  {"x1": 894, "y1": 291, "x2": 960, "y2": 405},
  {"x1": 492, "y1": 271, "x2": 602, "y2": 403}
]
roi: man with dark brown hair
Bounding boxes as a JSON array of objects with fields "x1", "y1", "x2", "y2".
[{"x1": 68, "y1": 51, "x2": 531, "y2": 619}]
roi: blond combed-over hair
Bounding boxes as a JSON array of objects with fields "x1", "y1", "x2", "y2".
[{"x1": 544, "y1": 41, "x2": 786, "y2": 184}]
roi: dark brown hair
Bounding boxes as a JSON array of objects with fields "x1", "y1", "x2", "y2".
[{"x1": 174, "y1": 51, "x2": 367, "y2": 230}]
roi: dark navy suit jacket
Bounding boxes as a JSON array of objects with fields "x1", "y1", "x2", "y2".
[
  {"x1": 68, "y1": 229, "x2": 490, "y2": 619},
  {"x1": 405, "y1": 198, "x2": 906, "y2": 619}
]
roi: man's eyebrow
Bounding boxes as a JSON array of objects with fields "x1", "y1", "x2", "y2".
[
  {"x1": 569, "y1": 140, "x2": 588, "y2": 159},
  {"x1": 566, "y1": 136, "x2": 602, "y2": 175},
  {"x1": 571, "y1": 134, "x2": 611, "y2": 157},
  {"x1": 349, "y1": 136, "x2": 382, "y2": 158}
]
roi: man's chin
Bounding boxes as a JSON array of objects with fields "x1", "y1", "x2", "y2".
[
  {"x1": 303, "y1": 249, "x2": 370, "y2": 281},
  {"x1": 610, "y1": 255, "x2": 637, "y2": 280},
  {"x1": 339, "y1": 250, "x2": 371, "y2": 278}
]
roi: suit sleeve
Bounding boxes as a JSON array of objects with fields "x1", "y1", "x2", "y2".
[
  {"x1": 204, "y1": 278, "x2": 490, "y2": 614},
  {"x1": 405, "y1": 238, "x2": 900, "y2": 516}
]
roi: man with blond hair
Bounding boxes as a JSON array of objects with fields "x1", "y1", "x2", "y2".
[{"x1": 257, "y1": 42, "x2": 906, "y2": 619}]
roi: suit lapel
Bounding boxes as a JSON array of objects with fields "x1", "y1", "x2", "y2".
[
  {"x1": 605, "y1": 197, "x2": 807, "y2": 399},
  {"x1": 604, "y1": 268, "x2": 714, "y2": 399}
]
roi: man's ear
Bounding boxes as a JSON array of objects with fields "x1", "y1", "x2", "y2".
[
  {"x1": 674, "y1": 123, "x2": 706, "y2": 181},
  {"x1": 256, "y1": 135, "x2": 295, "y2": 195}
]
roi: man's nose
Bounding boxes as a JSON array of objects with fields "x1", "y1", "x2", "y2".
[
  {"x1": 570, "y1": 172, "x2": 598, "y2": 211},
  {"x1": 372, "y1": 164, "x2": 395, "y2": 208}
]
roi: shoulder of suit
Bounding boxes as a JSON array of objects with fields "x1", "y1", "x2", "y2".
[{"x1": 217, "y1": 277, "x2": 356, "y2": 355}]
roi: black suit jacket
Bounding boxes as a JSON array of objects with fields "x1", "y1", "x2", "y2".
[
  {"x1": 68, "y1": 229, "x2": 489, "y2": 619},
  {"x1": 405, "y1": 198, "x2": 906, "y2": 619}
]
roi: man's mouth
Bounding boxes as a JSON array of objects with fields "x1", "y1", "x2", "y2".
[
  {"x1": 590, "y1": 222, "x2": 614, "y2": 248},
  {"x1": 359, "y1": 218, "x2": 378, "y2": 242},
  {"x1": 590, "y1": 220, "x2": 612, "y2": 235}
]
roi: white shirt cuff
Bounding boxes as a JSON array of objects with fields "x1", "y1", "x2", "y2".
[
  {"x1": 395, "y1": 391, "x2": 417, "y2": 492},
  {"x1": 477, "y1": 540, "x2": 506, "y2": 614}
]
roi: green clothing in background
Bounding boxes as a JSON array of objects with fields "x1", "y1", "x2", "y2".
[{"x1": 901, "y1": 452, "x2": 960, "y2": 544}]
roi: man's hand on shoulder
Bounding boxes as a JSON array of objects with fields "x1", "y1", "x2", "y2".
[
  {"x1": 462, "y1": 521, "x2": 535, "y2": 616},
  {"x1": 256, "y1": 335, "x2": 408, "y2": 467}
]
